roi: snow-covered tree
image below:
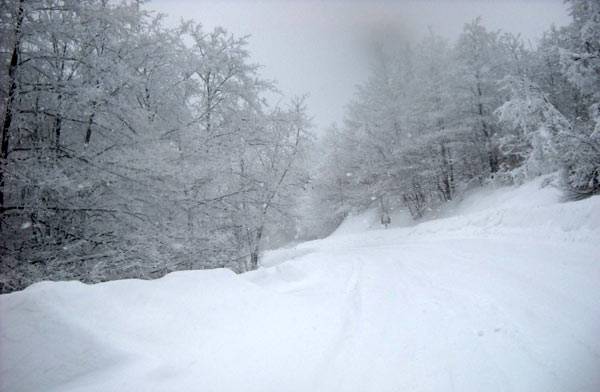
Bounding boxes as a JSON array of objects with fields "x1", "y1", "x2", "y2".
[
  {"x1": 495, "y1": 76, "x2": 567, "y2": 179},
  {"x1": 308, "y1": 11, "x2": 599, "y2": 235},
  {"x1": 555, "y1": 0, "x2": 600, "y2": 196},
  {"x1": 0, "y1": 0, "x2": 311, "y2": 292}
]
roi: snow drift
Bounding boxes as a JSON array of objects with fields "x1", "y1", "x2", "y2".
[{"x1": 2, "y1": 177, "x2": 600, "y2": 392}]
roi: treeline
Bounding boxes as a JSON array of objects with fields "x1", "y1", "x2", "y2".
[
  {"x1": 305, "y1": 0, "x2": 599, "y2": 236},
  {"x1": 0, "y1": 0, "x2": 312, "y2": 292}
]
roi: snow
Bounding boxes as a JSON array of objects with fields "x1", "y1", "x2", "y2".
[
  {"x1": 2, "y1": 177, "x2": 600, "y2": 392},
  {"x1": 332, "y1": 208, "x2": 380, "y2": 235}
]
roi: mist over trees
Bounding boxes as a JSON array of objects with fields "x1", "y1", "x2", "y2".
[
  {"x1": 0, "y1": 0, "x2": 598, "y2": 293},
  {"x1": 305, "y1": 0, "x2": 599, "y2": 236},
  {"x1": 0, "y1": 0, "x2": 312, "y2": 292}
]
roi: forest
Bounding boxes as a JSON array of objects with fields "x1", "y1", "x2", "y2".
[{"x1": 1, "y1": 0, "x2": 599, "y2": 293}]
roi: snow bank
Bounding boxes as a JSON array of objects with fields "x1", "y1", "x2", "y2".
[
  {"x1": 1, "y1": 268, "x2": 340, "y2": 392},
  {"x1": 412, "y1": 176, "x2": 600, "y2": 242},
  {"x1": 2, "y1": 178, "x2": 599, "y2": 392},
  {"x1": 330, "y1": 175, "x2": 599, "y2": 243}
]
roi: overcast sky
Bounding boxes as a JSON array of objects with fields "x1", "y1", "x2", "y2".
[{"x1": 148, "y1": 0, "x2": 571, "y2": 132}]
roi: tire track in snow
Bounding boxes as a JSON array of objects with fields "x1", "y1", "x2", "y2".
[{"x1": 312, "y1": 258, "x2": 364, "y2": 391}]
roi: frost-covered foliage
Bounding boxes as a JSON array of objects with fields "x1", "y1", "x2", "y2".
[
  {"x1": 308, "y1": 2, "x2": 599, "y2": 232},
  {"x1": 499, "y1": 0, "x2": 599, "y2": 197},
  {"x1": 495, "y1": 76, "x2": 566, "y2": 179},
  {"x1": 0, "y1": 0, "x2": 311, "y2": 292},
  {"x1": 556, "y1": 0, "x2": 600, "y2": 197}
]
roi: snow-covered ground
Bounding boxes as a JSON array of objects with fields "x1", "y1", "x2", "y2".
[{"x1": 2, "y1": 177, "x2": 600, "y2": 392}]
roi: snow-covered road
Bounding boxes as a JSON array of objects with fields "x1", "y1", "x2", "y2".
[
  {"x1": 262, "y1": 237, "x2": 600, "y2": 392},
  {"x1": 2, "y1": 178, "x2": 600, "y2": 391}
]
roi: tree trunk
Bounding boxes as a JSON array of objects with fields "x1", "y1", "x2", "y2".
[
  {"x1": 249, "y1": 226, "x2": 263, "y2": 270},
  {"x1": 53, "y1": 104, "x2": 62, "y2": 150},
  {"x1": 439, "y1": 142, "x2": 454, "y2": 201},
  {"x1": 476, "y1": 81, "x2": 498, "y2": 174},
  {"x1": 249, "y1": 250, "x2": 259, "y2": 270},
  {"x1": 205, "y1": 72, "x2": 212, "y2": 134},
  {"x1": 84, "y1": 111, "x2": 95, "y2": 146},
  {"x1": 1, "y1": 0, "x2": 25, "y2": 211}
]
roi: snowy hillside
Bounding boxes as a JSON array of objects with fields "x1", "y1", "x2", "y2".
[{"x1": 2, "y1": 177, "x2": 599, "y2": 392}]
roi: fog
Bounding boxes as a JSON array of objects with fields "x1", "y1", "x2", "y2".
[{"x1": 149, "y1": 0, "x2": 570, "y2": 132}]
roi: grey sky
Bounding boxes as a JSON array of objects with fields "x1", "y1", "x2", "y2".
[{"x1": 148, "y1": 0, "x2": 570, "y2": 132}]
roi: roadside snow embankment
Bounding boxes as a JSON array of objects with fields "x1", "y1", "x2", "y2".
[
  {"x1": 332, "y1": 176, "x2": 599, "y2": 243},
  {"x1": 2, "y1": 177, "x2": 599, "y2": 392}
]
